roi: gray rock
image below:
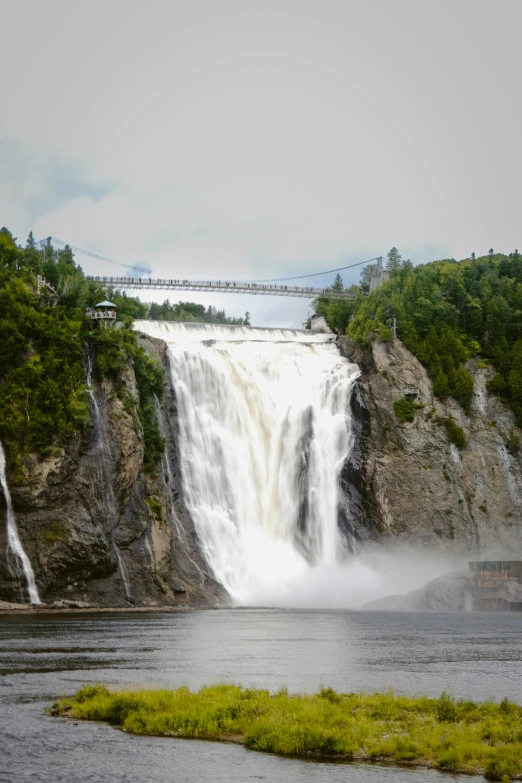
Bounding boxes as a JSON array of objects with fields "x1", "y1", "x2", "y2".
[
  {"x1": 338, "y1": 336, "x2": 522, "y2": 555},
  {"x1": 0, "y1": 336, "x2": 227, "y2": 608},
  {"x1": 363, "y1": 573, "x2": 474, "y2": 612}
]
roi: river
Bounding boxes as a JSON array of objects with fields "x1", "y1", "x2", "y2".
[{"x1": 2, "y1": 607, "x2": 521, "y2": 782}]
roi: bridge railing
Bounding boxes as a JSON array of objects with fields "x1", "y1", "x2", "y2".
[{"x1": 85, "y1": 276, "x2": 356, "y2": 300}]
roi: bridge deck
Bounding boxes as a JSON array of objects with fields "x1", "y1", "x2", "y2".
[{"x1": 86, "y1": 276, "x2": 355, "y2": 300}]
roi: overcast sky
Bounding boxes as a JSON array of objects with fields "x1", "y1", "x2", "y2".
[{"x1": 2, "y1": 0, "x2": 521, "y2": 326}]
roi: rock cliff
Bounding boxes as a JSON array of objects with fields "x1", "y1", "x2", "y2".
[
  {"x1": 339, "y1": 335, "x2": 522, "y2": 555},
  {"x1": 0, "y1": 337, "x2": 225, "y2": 607},
  {"x1": 2, "y1": 330, "x2": 521, "y2": 607}
]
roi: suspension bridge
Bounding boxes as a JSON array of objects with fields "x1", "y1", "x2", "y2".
[
  {"x1": 38, "y1": 237, "x2": 380, "y2": 300},
  {"x1": 85, "y1": 275, "x2": 355, "y2": 300}
]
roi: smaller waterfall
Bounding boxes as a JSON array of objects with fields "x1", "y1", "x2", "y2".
[
  {"x1": 0, "y1": 442, "x2": 41, "y2": 604},
  {"x1": 114, "y1": 545, "x2": 132, "y2": 602},
  {"x1": 85, "y1": 344, "x2": 133, "y2": 600}
]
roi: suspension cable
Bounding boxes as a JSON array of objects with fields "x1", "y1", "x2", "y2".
[{"x1": 36, "y1": 237, "x2": 380, "y2": 282}]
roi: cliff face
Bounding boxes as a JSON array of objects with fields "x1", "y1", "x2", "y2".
[
  {"x1": 0, "y1": 337, "x2": 225, "y2": 607},
  {"x1": 339, "y1": 336, "x2": 522, "y2": 555},
  {"x1": 3, "y1": 330, "x2": 521, "y2": 606}
]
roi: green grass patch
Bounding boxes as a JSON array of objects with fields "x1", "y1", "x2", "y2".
[{"x1": 49, "y1": 686, "x2": 522, "y2": 779}]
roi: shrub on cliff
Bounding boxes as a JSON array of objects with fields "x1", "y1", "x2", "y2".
[
  {"x1": 435, "y1": 416, "x2": 466, "y2": 450},
  {"x1": 393, "y1": 397, "x2": 415, "y2": 423}
]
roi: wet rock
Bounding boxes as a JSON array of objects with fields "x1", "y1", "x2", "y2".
[
  {"x1": 0, "y1": 338, "x2": 227, "y2": 608},
  {"x1": 338, "y1": 336, "x2": 522, "y2": 555}
]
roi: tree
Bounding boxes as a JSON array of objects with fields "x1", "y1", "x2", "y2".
[
  {"x1": 330, "y1": 273, "x2": 344, "y2": 292},
  {"x1": 244, "y1": 311, "x2": 251, "y2": 326},
  {"x1": 452, "y1": 366, "x2": 474, "y2": 412},
  {"x1": 386, "y1": 247, "x2": 402, "y2": 273},
  {"x1": 433, "y1": 368, "x2": 451, "y2": 398}
]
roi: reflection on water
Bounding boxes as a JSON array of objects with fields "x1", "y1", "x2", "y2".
[{"x1": 1, "y1": 608, "x2": 520, "y2": 782}]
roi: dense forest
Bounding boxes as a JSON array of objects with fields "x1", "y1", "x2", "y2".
[
  {"x1": 147, "y1": 299, "x2": 250, "y2": 325},
  {"x1": 315, "y1": 248, "x2": 522, "y2": 426},
  {"x1": 0, "y1": 228, "x2": 244, "y2": 476}
]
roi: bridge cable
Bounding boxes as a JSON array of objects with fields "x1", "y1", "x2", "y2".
[
  {"x1": 253, "y1": 257, "x2": 381, "y2": 282},
  {"x1": 36, "y1": 236, "x2": 380, "y2": 283},
  {"x1": 35, "y1": 237, "x2": 152, "y2": 274}
]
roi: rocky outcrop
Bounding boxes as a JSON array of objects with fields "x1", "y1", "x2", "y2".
[
  {"x1": 0, "y1": 338, "x2": 226, "y2": 607},
  {"x1": 363, "y1": 573, "x2": 475, "y2": 611},
  {"x1": 339, "y1": 336, "x2": 522, "y2": 555}
]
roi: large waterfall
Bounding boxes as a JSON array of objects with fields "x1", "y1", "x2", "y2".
[
  {"x1": 0, "y1": 441, "x2": 40, "y2": 604},
  {"x1": 135, "y1": 321, "x2": 360, "y2": 604}
]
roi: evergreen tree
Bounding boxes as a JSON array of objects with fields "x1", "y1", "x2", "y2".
[
  {"x1": 433, "y1": 368, "x2": 451, "y2": 398},
  {"x1": 330, "y1": 273, "x2": 344, "y2": 292},
  {"x1": 386, "y1": 247, "x2": 402, "y2": 273}
]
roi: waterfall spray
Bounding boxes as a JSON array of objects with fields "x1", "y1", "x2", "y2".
[
  {"x1": 135, "y1": 322, "x2": 359, "y2": 603},
  {"x1": 0, "y1": 442, "x2": 41, "y2": 604}
]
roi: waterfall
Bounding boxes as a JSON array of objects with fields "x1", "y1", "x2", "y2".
[
  {"x1": 85, "y1": 344, "x2": 132, "y2": 601},
  {"x1": 114, "y1": 545, "x2": 132, "y2": 601},
  {"x1": 153, "y1": 394, "x2": 207, "y2": 585},
  {"x1": 135, "y1": 321, "x2": 360, "y2": 604},
  {"x1": 0, "y1": 442, "x2": 41, "y2": 604}
]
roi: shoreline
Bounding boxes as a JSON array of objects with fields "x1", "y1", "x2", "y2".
[
  {"x1": 51, "y1": 684, "x2": 522, "y2": 780},
  {"x1": 0, "y1": 600, "x2": 225, "y2": 615}
]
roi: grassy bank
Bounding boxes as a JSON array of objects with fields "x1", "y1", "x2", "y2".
[{"x1": 50, "y1": 685, "x2": 522, "y2": 780}]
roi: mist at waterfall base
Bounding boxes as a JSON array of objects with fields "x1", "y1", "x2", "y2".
[{"x1": 135, "y1": 321, "x2": 449, "y2": 609}]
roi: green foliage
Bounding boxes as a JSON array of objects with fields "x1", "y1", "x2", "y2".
[
  {"x1": 144, "y1": 497, "x2": 163, "y2": 521},
  {"x1": 386, "y1": 246, "x2": 402, "y2": 273},
  {"x1": 437, "y1": 692, "x2": 457, "y2": 722},
  {"x1": 0, "y1": 228, "x2": 164, "y2": 475},
  {"x1": 378, "y1": 325, "x2": 394, "y2": 342},
  {"x1": 0, "y1": 252, "x2": 90, "y2": 463},
  {"x1": 87, "y1": 326, "x2": 165, "y2": 472},
  {"x1": 333, "y1": 249, "x2": 522, "y2": 421},
  {"x1": 393, "y1": 397, "x2": 415, "y2": 423},
  {"x1": 147, "y1": 299, "x2": 249, "y2": 325},
  {"x1": 435, "y1": 417, "x2": 466, "y2": 450},
  {"x1": 52, "y1": 685, "x2": 522, "y2": 778}
]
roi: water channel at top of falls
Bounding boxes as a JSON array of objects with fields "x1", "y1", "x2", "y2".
[
  {"x1": 134, "y1": 321, "x2": 360, "y2": 604},
  {"x1": 3, "y1": 609, "x2": 520, "y2": 783}
]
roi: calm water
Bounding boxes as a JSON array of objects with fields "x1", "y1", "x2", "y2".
[{"x1": 1, "y1": 608, "x2": 521, "y2": 782}]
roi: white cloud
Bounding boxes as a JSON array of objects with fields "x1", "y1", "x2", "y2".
[{"x1": 2, "y1": 0, "x2": 521, "y2": 325}]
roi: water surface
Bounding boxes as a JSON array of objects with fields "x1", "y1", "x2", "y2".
[{"x1": 1, "y1": 608, "x2": 521, "y2": 782}]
